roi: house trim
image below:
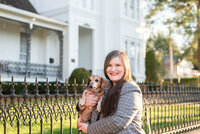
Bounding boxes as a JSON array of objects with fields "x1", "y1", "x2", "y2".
[{"x1": 0, "y1": 4, "x2": 68, "y2": 31}]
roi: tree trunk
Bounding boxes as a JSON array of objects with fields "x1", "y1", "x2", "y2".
[
  {"x1": 198, "y1": 38, "x2": 200, "y2": 70},
  {"x1": 169, "y1": 38, "x2": 173, "y2": 84}
]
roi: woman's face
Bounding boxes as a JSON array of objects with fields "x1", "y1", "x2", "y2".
[{"x1": 106, "y1": 57, "x2": 125, "y2": 86}]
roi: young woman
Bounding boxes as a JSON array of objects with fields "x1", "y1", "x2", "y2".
[{"x1": 78, "y1": 50, "x2": 144, "y2": 134}]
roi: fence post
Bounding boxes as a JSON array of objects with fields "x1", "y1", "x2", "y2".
[
  {"x1": 4, "y1": 120, "x2": 6, "y2": 134},
  {"x1": 145, "y1": 107, "x2": 151, "y2": 134}
]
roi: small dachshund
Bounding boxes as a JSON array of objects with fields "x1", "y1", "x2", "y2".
[{"x1": 77, "y1": 75, "x2": 108, "y2": 126}]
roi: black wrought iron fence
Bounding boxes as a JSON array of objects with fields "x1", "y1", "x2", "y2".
[
  {"x1": 0, "y1": 77, "x2": 83, "y2": 134},
  {"x1": 142, "y1": 83, "x2": 200, "y2": 134},
  {"x1": 0, "y1": 77, "x2": 200, "y2": 134}
]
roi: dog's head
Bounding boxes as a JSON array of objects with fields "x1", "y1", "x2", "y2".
[{"x1": 87, "y1": 75, "x2": 108, "y2": 94}]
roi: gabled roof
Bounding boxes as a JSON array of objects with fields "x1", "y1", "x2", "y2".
[{"x1": 0, "y1": 0, "x2": 37, "y2": 13}]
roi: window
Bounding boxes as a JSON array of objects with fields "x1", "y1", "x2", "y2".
[
  {"x1": 79, "y1": 0, "x2": 93, "y2": 10},
  {"x1": 88, "y1": 0, "x2": 93, "y2": 9},
  {"x1": 123, "y1": 0, "x2": 140, "y2": 20},
  {"x1": 130, "y1": 42, "x2": 135, "y2": 58},
  {"x1": 82, "y1": 0, "x2": 87, "y2": 8},
  {"x1": 124, "y1": 39, "x2": 135, "y2": 73},
  {"x1": 20, "y1": 33, "x2": 27, "y2": 62},
  {"x1": 124, "y1": 40, "x2": 128, "y2": 53},
  {"x1": 124, "y1": 0, "x2": 128, "y2": 16},
  {"x1": 129, "y1": 0, "x2": 135, "y2": 18},
  {"x1": 136, "y1": 0, "x2": 140, "y2": 19},
  {"x1": 129, "y1": 42, "x2": 135, "y2": 73},
  {"x1": 137, "y1": 45, "x2": 140, "y2": 73}
]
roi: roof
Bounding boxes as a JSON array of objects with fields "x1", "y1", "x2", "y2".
[
  {"x1": 0, "y1": 3, "x2": 67, "y2": 31},
  {"x1": 0, "y1": 0, "x2": 37, "y2": 13},
  {"x1": 162, "y1": 55, "x2": 178, "y2": 65}
]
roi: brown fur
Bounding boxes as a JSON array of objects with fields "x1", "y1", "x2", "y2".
[{"x1": 77, "y1": 75, "x2": 108, "y2": 127}]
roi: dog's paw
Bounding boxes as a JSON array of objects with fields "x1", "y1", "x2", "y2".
[
  {"x1": 79, "y1": 90, "x2": 87, "y2": 106},
  {"x1": 96, "y1": 105, "x2": 101, "y2": 113},
  {"x1": 96, "y1": 96, "x2": 103, "y2": 113},
  {"x1": 79, "y1": 98, "x2": 85, "y2": 106}
]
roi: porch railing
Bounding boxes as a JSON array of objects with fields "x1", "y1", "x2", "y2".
[
  {"x1": 0, "y1": 60, "x2": 61, "y2": 79},
  {"x1": 0, "y1": 77, "x2": 200, "y2": 134}
]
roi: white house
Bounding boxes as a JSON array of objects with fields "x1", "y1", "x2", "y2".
[
  {"x1": 178, "y1": 59, "x2": 199, "y2": 78},
  {"x1": 0, "y1": 0, "x2": 146, "y2": 82},
  {"x1": 163, "y1": 56, "x2": 198, "y2": 79}
]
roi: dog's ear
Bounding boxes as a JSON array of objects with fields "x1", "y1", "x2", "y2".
[
  {"x1": 87, "y1": 78, "x2": 91, "y2": 87},
  {"x1": 101, "y1": 77, "x2": 109, "y2": 89}
]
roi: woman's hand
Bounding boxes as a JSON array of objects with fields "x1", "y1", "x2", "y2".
[
  {"x1": 79, "y1": 123, "x2": 88, "y2": 133},
  {"x1": 78, "y1": 91, "x2": 98, "y2": 110},
  {"x1": 85, "y1": 91, "x2": 98, "y2": 107}
]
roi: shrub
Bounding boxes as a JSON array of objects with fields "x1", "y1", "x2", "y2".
[
  {"x1": 1, "y1": 81, "x2": 64, "y2": 95},
  {"x1": 68, "y1": 68, "x2": 91, "y2": 93}
]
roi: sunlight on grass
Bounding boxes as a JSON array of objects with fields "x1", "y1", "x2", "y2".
[{"x1": 0, "y1": 118, "x2": 80, "y2": 134}]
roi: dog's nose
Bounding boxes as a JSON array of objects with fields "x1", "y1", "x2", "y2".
[{"x1": 88, "y1": 84, "x2": 93, "y2": 88}]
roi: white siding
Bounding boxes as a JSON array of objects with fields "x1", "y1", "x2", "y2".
[
  {"x1": 0, "y1": 21, "x2": 21, "y2": 61},
  {"x1": 31, "y1": 30, "x2": 46, "y2": 64}
]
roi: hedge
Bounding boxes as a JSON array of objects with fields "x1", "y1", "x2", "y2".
[{"x1": 164, "y1": 77, "x2": 198, "y2": 85}]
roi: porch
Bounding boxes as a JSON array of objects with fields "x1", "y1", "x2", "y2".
[{"x1": 0, "y1": 3, "x2": 67, "y2": 80}]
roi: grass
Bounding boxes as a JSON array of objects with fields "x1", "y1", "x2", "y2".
[{"x1": 0, "y1": 118, "x2": 83, "y2": 134}]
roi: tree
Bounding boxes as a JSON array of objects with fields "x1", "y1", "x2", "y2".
[
  {"x1": 182, "y1": 39, "x2": 199, "y2": 69},
  {"x1": 145, "y1": 50, "x2": 160, "y2": 82},
  {"x1": 146, "y1": 0, "x2": 200, "y2": 70},
  {"x1": 147, "y1": 32, "x2": 180, "y2": 55},
  {"x1": 145, "y1": 33, "x2": 180, "y2": 82},
  {"x1": 146, "y1": 33, "x2": 167, "y2": 82}
]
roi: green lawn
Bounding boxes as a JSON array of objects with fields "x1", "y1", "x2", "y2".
[{"x1": 0, "y1": 118, "x2": 83, "y2": 134}]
